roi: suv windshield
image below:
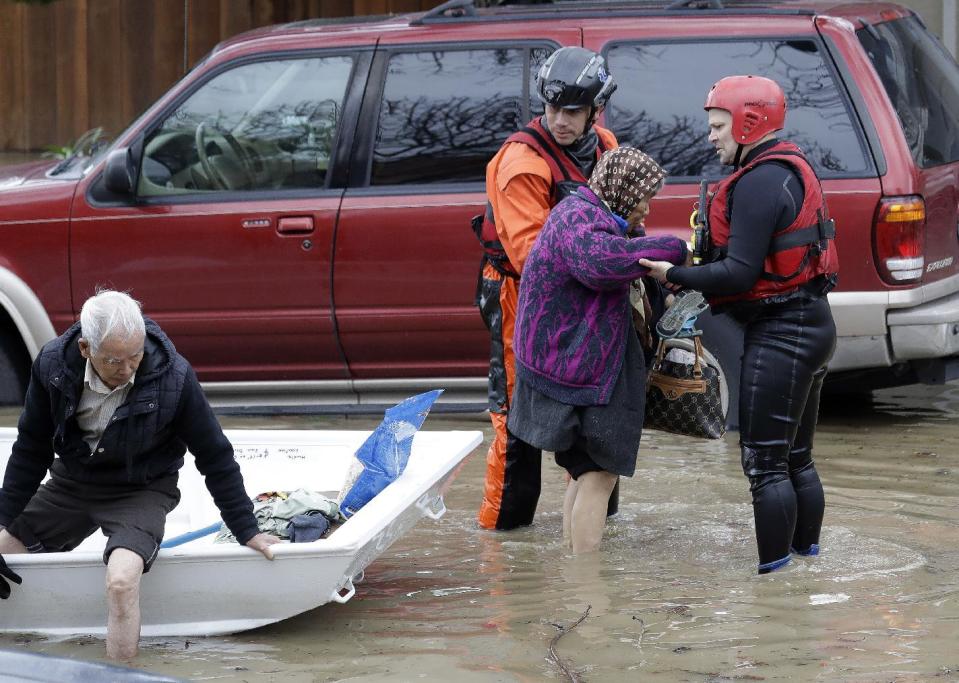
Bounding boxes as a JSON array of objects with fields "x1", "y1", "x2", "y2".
[{"x1": 857, "y1": 15, "x2": 959, "y2": 168}]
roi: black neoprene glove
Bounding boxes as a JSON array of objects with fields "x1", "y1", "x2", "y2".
[{"x1": 0, "y1": 553, "x2": 22, "y2": 599}]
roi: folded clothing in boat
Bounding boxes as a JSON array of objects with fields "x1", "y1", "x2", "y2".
[
  {"x1": 288, "y1": 512, "x2": 330, "y2": 542},
  {"x1": 214, "y1": 489, "x2": 344, "y2": 543}
]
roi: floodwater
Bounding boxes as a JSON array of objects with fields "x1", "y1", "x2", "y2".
[{"x1": 1, "y1": 383, "x2": 959, "y2": 682}]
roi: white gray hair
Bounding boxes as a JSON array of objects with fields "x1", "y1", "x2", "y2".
[{"x1": 79, "y1": 289, "x2": 145, "y2": 355}]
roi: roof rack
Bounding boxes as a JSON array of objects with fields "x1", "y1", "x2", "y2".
[
  {"x1": 411, "y1": 0, "x2": 814, "y2": 26},
  {"x1": 282, "y1": 14, "x2": 395, "y2": 31},
  {"x1": 411, "y1": 0, "x2": 478, "y2": 25},
  {"x1": 666, "y1": 0, "x2": 724, "y2": 7}
]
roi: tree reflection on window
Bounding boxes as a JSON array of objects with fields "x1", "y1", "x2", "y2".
[
  {"x1": 371, "y1": 47, "x2": 550, "y2": 185},
  {"x1": 605, "y1": 40, "x2": 870, "y2": 179}
]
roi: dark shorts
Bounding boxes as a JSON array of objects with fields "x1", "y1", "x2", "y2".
[
  {"x1": 5, "y1": 473, "x2": 180, "y2": 572},
  {"x1": 508, "y1": 329, "x2": 646, "y2": 477},
  {"x1": 554, "y1": 438, "x2": 605, "y2": 480}
]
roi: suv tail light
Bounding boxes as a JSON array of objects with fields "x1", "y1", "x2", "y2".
[{"x1": 873, "y1": 196, "x2": 925, "y2": 284}]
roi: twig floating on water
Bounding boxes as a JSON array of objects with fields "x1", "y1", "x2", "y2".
[{"x1": 547, "y1": 605, "x2": 592, "y2": 683}]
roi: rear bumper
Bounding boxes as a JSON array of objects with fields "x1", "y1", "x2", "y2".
[
  {"x1": 829, "y1": 273, "x2": 959, "y2": 372},
  {"x1": 887, "y1": 288, "x2": 959, "y2": 359}
]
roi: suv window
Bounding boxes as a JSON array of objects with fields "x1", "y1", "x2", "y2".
[
  {"x1": 858, "y1": 16, "x2": 959, "y2": 168},
  {"x1": 604, "y1": 39, "x2": 871, "y2": 179},
  {"x1": 139, "y1": 55, "x2": 353, "y2": 196},
  {"x1": 371, "y1": 46, "x2": 551, "y2": 185}
]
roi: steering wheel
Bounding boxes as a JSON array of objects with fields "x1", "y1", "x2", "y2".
[{"x1": 195, "y1": 121, "x2": 255, "y2": 190}]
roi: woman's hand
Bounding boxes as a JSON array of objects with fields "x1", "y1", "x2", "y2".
[{"x1": 639, "y1": 258, "x2": 673, "y2": 284}]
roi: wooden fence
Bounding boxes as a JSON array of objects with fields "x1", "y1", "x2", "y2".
[
  {"x1": 6, "y1": 0, "x2": 951, "y2": 153},
  {"x1": 0, "y1": 0, "x2": 439, "y2": 152}
]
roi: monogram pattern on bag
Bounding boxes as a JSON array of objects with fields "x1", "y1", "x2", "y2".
[{"x1": 645, "y1": 355, "x2": 725, "y2": 440}]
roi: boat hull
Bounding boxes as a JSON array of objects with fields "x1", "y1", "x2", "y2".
[{"x1": 0, "y1": 428, "x2": 482, "y2": 637}]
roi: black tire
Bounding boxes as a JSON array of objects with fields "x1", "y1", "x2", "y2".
[
  {"x1": 0, "y1": 328, "x2": 30, "y2": 406},
  {"x1": 695, "y1": 310, "x2": 743, "y2": 432}
]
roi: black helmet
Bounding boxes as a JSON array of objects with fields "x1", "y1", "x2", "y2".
[{"x1": 536, "y1": 47, "x2": 617, "y2": 110}]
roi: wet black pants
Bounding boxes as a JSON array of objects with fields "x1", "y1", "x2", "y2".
[{"x1": 737, "y1": 295, "x2": 836, "y2": 568}]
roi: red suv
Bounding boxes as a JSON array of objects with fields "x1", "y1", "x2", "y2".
[{"x1": 0, "y1": 0, "x2": 957, "y2": 420}]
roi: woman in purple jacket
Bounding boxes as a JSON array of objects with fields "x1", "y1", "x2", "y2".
[{"x1": 508, "y1": 146, "x2": 688, "y2": 553}]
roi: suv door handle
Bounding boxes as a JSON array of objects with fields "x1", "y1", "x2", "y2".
[{"x1": 276, "y1": 216, "x2": 315, "y2": 235}]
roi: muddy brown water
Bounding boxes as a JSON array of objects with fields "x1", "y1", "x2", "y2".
[{"x1": 1, "y1": 383, "x2": 958, "y2": 682}]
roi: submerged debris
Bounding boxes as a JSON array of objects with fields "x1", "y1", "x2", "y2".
[{"x1": 547, "y1": 605, "x2": 592, "y2": 682}]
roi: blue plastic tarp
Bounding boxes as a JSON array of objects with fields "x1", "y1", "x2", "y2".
[{"x1": 339, "y1": 389, "x2": 443, "y2": 518}]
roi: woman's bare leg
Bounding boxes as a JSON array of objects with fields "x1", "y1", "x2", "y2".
[
  {"x1": 570, "y1": 471, "x2": 618, "y2": 554},
  {"x1": 562, "y1": 476, "x2": 580, "y2": 548}
]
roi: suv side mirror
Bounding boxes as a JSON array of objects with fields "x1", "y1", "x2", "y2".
[{"x1": 103, "y1": 137, "x2": 144, "y2": 196}]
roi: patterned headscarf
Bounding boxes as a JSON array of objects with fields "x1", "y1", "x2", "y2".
[{"x1": 587, "y1": 146, "x2": 667, "y2": 220}]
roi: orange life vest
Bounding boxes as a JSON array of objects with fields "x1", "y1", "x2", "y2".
[{"x1": 472, "y1": 117, "x2": 613, "y2": 278}]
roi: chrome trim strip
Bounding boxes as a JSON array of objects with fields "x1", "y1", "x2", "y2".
[{"x1": 201, "y1": 377, "x2": 488, "y2": 411}]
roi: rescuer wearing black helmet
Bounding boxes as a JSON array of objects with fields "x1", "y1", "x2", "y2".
[
  {"x1": 537, "y1": 46, "x2": 617, "y2": 126},
  {"x1": 473, "y1": 46, "x2": 619, "y2": 532}
]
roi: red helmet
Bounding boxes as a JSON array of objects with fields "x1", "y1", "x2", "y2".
[{"x1": 704, "y1": 75, "x2": 786, "y2": 145}]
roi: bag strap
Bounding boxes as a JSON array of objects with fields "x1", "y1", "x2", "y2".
[
  {"x1": 691, "y1": 336, "x2": 704, "y2": 379},
  {"x1": 652, "y1": 337, "x2": 706, "y2": 379},
  {"x1": 653, "y1": 338, "x2": 667, "y2": 366}
]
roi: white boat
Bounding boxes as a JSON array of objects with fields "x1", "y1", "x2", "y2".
[{"x1": 0, "y1": 427, "x2": 482, "y2": 637}]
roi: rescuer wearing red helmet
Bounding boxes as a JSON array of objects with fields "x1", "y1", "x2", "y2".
[
  {"x1": 641, "y1": 75, "x2": 839, "y2": 574},
  {"x1": 474, "y1": 47, "x2": 619, "y2": 531}
]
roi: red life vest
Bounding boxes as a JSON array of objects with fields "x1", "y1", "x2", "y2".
[
  {"x1": 472, "y1": 117, "x2": 612, "y2": 278},
  {"x1": 706, "y1": 141, "x2": 838, "y2": 305}
]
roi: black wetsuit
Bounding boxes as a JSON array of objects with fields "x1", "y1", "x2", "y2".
[{"x1": 668, "y1": 139, "x2": 837, "y2": 572}]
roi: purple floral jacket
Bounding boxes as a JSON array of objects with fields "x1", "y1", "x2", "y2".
[{"x1": 514, "y1": 187, "x2": 687, "y2": 406}]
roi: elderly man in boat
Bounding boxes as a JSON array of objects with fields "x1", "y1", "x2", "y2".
[{"x1": 0, "y1": 289, "x2": 279, "y2": 660}]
